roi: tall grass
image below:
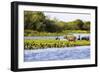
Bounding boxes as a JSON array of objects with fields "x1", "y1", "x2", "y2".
[
  {"x1": 24, "y1": 30, "x2": 90, "y2": 36},
  {"x1": 24, "y1": 39, "x2": 90, "y2": 50}
]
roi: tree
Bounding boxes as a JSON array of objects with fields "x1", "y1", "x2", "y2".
[
  {"x1": 24, "y1": 11, "x2": 46, "y2": 31},
  {"x1": 45, "y1": 19, "x2": 58, "y2": 32},
  {"x1": 24, "y1": 11, "x2": 34, "y2": 29},
  {"x1": 83, "y1": 21, "x2": 90, "y2": 30},
  {"x1": 65, "y1": 21, "x2": 79, "y2": 30},
  {"x1": 55, "y1": 21, "x2": 66, "y2": 32},
  {"x1": 74, "y1": 19, "x2": 84, "y2": 30},
  {"x1": 24, "y1": 11, "x2": 90, "y2": 33}
]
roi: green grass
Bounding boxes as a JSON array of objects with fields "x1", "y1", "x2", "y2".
[
  {"x1": 24, "y1": 39, "x2": 90, "y2": 50},
  {"x1": 24, "y1": 30, "x2": 90, "y2": 36}
]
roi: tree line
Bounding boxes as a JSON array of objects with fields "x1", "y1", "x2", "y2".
[{"x1": 24, "y1": 11, "x2": 90, "y2": 33}]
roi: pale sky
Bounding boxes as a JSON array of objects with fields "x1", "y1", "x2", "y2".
[{"x1": 44, "y1": 12, "x2": 91, "y2": 22}]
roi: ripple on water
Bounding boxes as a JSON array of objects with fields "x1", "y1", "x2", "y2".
[{"x1": 24, "y1": 46, "x2": 90, "y2": 62}]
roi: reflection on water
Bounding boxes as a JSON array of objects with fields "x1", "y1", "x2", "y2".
[
  {"x1": 24, "y1": 46, "x2": 90, "y2": 62},
  {"x1": 24, "y1": 34, "x2": 90, "y2": 40}
]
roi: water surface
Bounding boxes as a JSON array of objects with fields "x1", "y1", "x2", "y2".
[{"x1": 24, "y1": 46, "x2": 90, "y2": 62}]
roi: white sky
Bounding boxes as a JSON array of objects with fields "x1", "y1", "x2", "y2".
[{"x1": 44, "y1": 12, "x2": 91, "y2": 22}]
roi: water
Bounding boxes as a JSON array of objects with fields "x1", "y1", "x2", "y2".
[
  {"x1": 24, "y1": 46, "x2": 90, "y2": 62},
  {"x1": 24, "y1": 33, "x2": 90, "y2": 40},
  {"x1": 24, "y1": 36, "x2": 64, "y2": 40}
]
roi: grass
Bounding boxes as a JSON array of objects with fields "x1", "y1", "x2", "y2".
[
  {"x1": 24, "y1": 39, "x2": 90, "y2": 50},
  {"x1": 24, "y1": 30, "x2": 90, "y2": 36}
]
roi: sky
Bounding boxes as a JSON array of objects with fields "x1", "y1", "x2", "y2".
[{"x1": 44, "y1": 12, "x2": 91, "y2": 22}]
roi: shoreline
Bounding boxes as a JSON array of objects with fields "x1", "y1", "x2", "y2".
[{"x1": 24, "y1": 46, "x2": 90, "y2": 53}]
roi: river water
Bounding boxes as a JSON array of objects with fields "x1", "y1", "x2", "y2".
[
  {"x1": 24, "y1": 33, "x2": 90, "y2": 40},
  {"x1": 24, "y1": 46, "x2": 90, "y2": 62}
]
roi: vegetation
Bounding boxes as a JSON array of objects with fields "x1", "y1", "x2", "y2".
[
  {"x1": 24, "y1": 11, "x2": 90, "y2": 36},
  {"x1": 24, "y1": 11, "x2": 90, "y2": 50},
  {"x1": 24, "y1": 30, "x2": 89, "y2": 36},
  {"x1": 24, "y1": 39, "x2": 90, "y2": 50}
]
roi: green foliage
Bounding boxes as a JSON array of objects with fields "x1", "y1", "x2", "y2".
[
  {"x1": 83, "y1": 21, "x2": 90, "y2": 30},
  {"x1": 74, "y1": 19, "x2": 84, "y2": 30},
  {"x1": 65, "y1": 19, "x2": 84, "y2": 30},
  {"x1": 24, "y1": 30, "x2": 89, "y2": 36},
  {"x1": 24, "y1": 39, "x2": 90, "y2": 49},
  {"x1": 24, "y1": 11, "x2": 91, "y2": 36},
  {"x1": 24, "y1": 11, "x2": 46, "y2": 31}
]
